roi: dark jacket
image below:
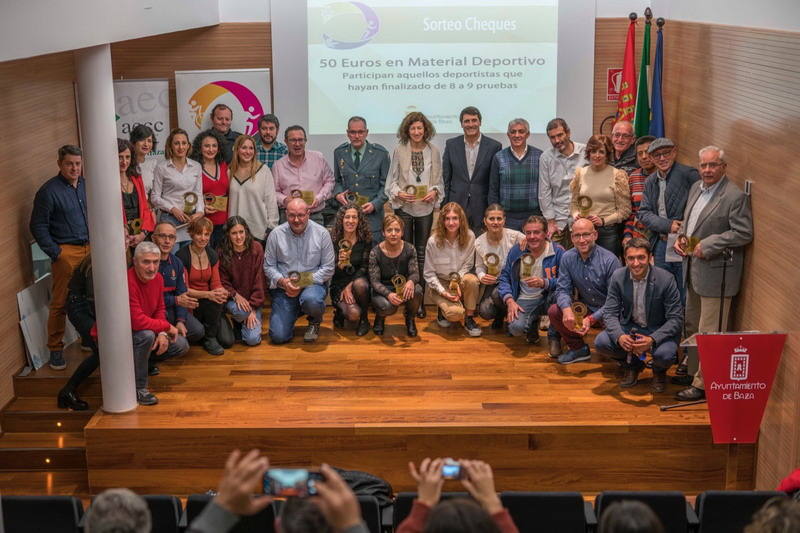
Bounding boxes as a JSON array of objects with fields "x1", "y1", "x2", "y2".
[
  {"x1": 442, "y1": 134, "x2": 502, "y2": 230},
  {"x1": 610, "y1": 144, "x2": 638, "y2": 175},
  {"x1": 638, "y1": 162, "x2": 700, "y2": 246},
  {"x1": 603, "y1": 265, "x2": 683, "y2": 345}
]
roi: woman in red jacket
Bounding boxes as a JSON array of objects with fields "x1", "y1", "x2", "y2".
[
  {"x1": 217, "y1": 216, "x2": 264, "y2": 346},
  {"x1": 119, "y1": 138, "x2": 155, "y2": 248},
  {"x1": 191, "y1": 129, "x2": 229, "y2": 249}
]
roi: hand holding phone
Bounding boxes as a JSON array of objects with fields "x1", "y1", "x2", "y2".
[{"x1": 263, "y1": 468, "x2": 323, "y2": 497}]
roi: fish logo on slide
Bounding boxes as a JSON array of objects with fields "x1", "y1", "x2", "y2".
[
  {"x1": 187, "y1": 81, "x2": 264, "y2": 136},
  {"x1": 322, "y1": 1, "x2": 380, "y2": 50}
]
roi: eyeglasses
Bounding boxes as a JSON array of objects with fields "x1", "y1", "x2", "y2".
[
  {"x1": 287, "y1": 138, "x2": 306, "y2": 144},
  {"x1": 612, "y1": 133, "x2": 633, "y2": 139},
  {"x1": 153, "y1": 233, "x2": 177, "y2": 241},
  {"x1": 572, "y1": 232, "x2": 594, "y2": 240},
  {"x1": 650, "y1": 150, "x2": 674, "y2": 160}
]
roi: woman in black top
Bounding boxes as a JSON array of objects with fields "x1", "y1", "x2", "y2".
[
  {"x1": 368, "y1": 214, "x2": 422, "y2": 337},
  {"x1": 329, "y1": 204, "x2": 372, "y2": 336}
]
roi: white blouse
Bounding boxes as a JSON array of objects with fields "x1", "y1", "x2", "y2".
[
  {"x1": 228, "y1": 163, "x2": 279, "y2": 241},
  {"x1": 474, "y1": 228, "x2": 525, "y2": 281},
  {"x1": 385, "y1": 142, "x2": 444, "y2": 217}
]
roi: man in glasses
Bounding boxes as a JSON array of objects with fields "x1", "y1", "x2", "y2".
[
  {"x1": 637, "y1": 137, "x2": 700, "y2": 303},
  {"x1": 272, "y1": 125, "x2": 334, "y2": 225},
  {"x1": 547, "y1": 218, "x2": 621, "y2": 362},
  {"x1": 332, "y1": 116, "x2": 389, "y2": 242},
  {"x1": 609, "y1": 120, "x2": 638, "y2": 175}
]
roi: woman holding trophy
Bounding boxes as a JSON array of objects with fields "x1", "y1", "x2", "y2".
[
  {"x1": 474, "y1": 204, "x2": 525, "y2": 329},
  {"x1": 368, "y1": 215, "x2": 422, "y2": 337},
  {"x1": 190, "y1": 129, "x2": 229, "y2": 249},
  {"x1": 384, "y1": 111, "x2": 443, "y2": 318},
  {"x1": 329, "y1": 204, "x2": 372, "y2": 336},
  {"x1": 118, "y1": 139, "x2": 154, "y2": 249},
  {"x1": 423, "y1": 202, "x2": 481, "y2": 337},
  {"x1": 569, "y1": 134, "x2": 631, "y2": 257},
  {"x1": 151, "y1": 128, "x2": 204, "y2": 246}
]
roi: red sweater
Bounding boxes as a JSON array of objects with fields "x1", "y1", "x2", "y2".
[
  {"x1": 202, "y1": 162, "x2": 229, "y2": 226},
  {"x1": 219, "y1": 241, "x2": 265, "y2": 308},
  {"x1": 397, "y1": 501, "x2": 519, "y2": 533},
  {"x1": 127, "y1": 267, "x2": 170, "y2": 333}
]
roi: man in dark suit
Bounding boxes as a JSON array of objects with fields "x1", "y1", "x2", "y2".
[
  {"x1": 595, "y1": 238, "x2": 683, "y2": 392},
  {"x1": 332, "y1": 116, "x2": 390, "y2": 242},
  {"x1": 673, "y1": 145, "x2": 753, "y2": 401},
  {"x1": 442, "y1": 106, "x2": 502, "y2": 234}
]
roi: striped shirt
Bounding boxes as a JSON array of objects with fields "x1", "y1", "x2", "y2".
[{"x1": 623, "y1": 167, "x2": 651, "y2": 241}]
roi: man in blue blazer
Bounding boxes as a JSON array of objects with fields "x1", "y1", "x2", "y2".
[
  {"x1": 595, "y1": 237, "x2": 683, "y2": 392},
  {"x1": 442, "y1": 106, "x2": 502, "y2": 234}
]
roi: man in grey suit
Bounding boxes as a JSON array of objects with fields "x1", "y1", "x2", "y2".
[
  {"x1": 442, "y1": 106, "x2": 502, "y2": 234},
  {"x1": 332, "y1": 116, "x2": 390, "y2": 242},
  {"x1": 595, "y1": 238, "x2": 683, "y2": 393},
  {"x1": 673, "y1": 145, "x2": 753, "y2": 401}
]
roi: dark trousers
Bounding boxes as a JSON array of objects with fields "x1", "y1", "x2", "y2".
[
  {"x1": 333, "y1": 277, "x2": 371, "y2": 321},
  {"x1": 195, "y1": 299, "x2": 223, "y2": 339},
  {"x1": 372, "y1": 285, "x2": 423, "y2": 317},
  {"x1": 596, "y1": 224, "x2": 623, "y2": 257},
  {"x1": 548, "y1": 303, "x2": 596, "y2": 351},
  {"x1": 477, "y1": 285, "x2": 505, "y2": 320},
  {"x1": 64, "y1": 296, "x2": 98, "y2": 392},
  {"x1": 396, "y1": 209, "x2": 433, "y2": 290}
]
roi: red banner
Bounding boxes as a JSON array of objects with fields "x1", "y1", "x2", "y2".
[
  {"x1": 615, "y1": 19, "x2": 637, "y2": 122},
  {"x1": 697, "y1": 333, "x2": 786, "y2": 444}
]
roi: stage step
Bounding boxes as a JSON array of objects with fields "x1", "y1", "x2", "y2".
[
  {"x1": 13, "y1": 375, "x2": 102, "y2": 397},
  {"x1": 0, "y1": 470, "x2": 90, "y2": 496},
  {"x1": 0, "y1": 397, "x2": 95, "y2": 433}
]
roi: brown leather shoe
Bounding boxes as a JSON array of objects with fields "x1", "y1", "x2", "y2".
[
  {"x1": 548, "y1": 338, "x2": 562, "y2": 358},
  {"x1": 620, "y1": 365, "x2": 642, "y2": 388},
  {"x1": 651, "y1": 368, "x2": 667, "y2": 393},
  {"x1": 676, "y1": 386, "x2": 705, "y2": 401}
]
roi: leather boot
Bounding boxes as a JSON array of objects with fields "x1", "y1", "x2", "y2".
[
  {"x1": 333, "y1": 308, "x2": 345, "y2": 329},
  {"x1": 373, "y1": 315, "x2": 385, "y2": 335},
  {"x1": 620, "y1": 361, "x2": 643, "y2": 388},
  {"x1": 57, "y1": 387, "x2": 89, "y2": 411},
  {"x1": 405, "y1": 313, "x2": 418, "y2": 338},
  {"x1": 652, "y1": 368, "x2": 668, "y2": 393},
  {"x1": 356, "y1": 316, "x2": 370, "y2": 336}
]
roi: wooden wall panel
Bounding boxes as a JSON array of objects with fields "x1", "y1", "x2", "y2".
[
  {"x1": 0, "y1": 52, "x2": 79, "y2": 411},
  {"x1": 660, "y1": 22, "x2": 800, "y2": 489},
  {"x1": 110, "y1": 23, "x2": 271, "y2": 131}
]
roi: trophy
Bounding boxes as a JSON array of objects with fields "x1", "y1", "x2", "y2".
[
  {"x1": 448, "y1": 272, "x2": 461, "y2": 294},
  {"x1": 204, "y1": 193, "x2": 228, "y2": 211},
  {"x1": 291, "y1": 189, "x2": 315, "y2": 205},
  {"x1": 404, "y1": 184, "x2": 428, "y2": 200},
  {"x1": 344, "y1": 191, "x2": 357, "y2": 204},
  {"x1": 287, "y1": 270, "x2": 313, "y2": 288},
  {"x1": 678, "y1": 234, "x2": 701, "y2": 254},
  {"x1": 391, "y1": 274, "x2": 407, "y2": 296},
  {"x1": 338, "y1": 239, "x2": 354, "y2": 274},
  {"x1": 183, "y1": 192, "x2": 198, "y2": 215},
  {"x1": 127, "y1": 218, "x2": 143, "y2": 235},
  {"x1": 571, "y1": 301, "x2": 589, "y2": 331},
  {"x1": 520, "y1": 254, "x2": 534, "y2": 278},
  {"x1": 577, "y1": 195, "x2": 593, "y2": 217},
  {"x1": 484, "y1": 253, "x2": 501, "y2": 276}
]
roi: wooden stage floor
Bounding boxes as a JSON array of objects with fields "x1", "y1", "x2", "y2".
[{"x1": 84, "y1": 308, "x2": 754, "y2": 495}]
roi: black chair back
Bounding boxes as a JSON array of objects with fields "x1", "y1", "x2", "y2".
[
  {"x1": 596, "y1": 491, "x2": 690, "y2": 533},
  {"x1": 358, "y1": 495, "x2": 382, "y2": 533},
  {"x1": 1, "y1": 495, "x2": 84, "y2": 533},
  {"x1": 501, "y1": 491, "x2": 589, "y2": 533},
  {"x1": 392, "y1": 492, "x2": 471, "y2": 529},
  {"x1": 696, "y1": 490, "x2": 787, "y2": 533},
  {"x1": 185, "y1": 493, "x2": 276, "y2": 533},
  {"x1": 143, "y1": 494, "x2": 183, "y2": 533}
]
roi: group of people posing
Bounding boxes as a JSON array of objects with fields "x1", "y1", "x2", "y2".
[{"x1": 30, "y1": 104, "x2": 752, "y2": 408}]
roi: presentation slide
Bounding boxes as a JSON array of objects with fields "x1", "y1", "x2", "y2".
[{"x1": 307, "y1": 0, "x2": 558, "y2": 135}]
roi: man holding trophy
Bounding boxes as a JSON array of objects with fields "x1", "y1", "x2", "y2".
[
  {"x1": 549, "y1": 218, "x2": 621, "y2": 363},
  {"x1": 496, "y1": 215, "x2": 564, "y2": 343}
]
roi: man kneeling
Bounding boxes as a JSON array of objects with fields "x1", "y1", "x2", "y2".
[{"x1": 595, "y1": 238, "x2": 682, "y2": 392}]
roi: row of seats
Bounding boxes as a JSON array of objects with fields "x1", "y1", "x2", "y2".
[{"x1": 1, "y1": 489, "x2": 788, "y2": 533}]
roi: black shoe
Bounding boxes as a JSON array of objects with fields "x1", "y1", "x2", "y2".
[
  {"x1": 333, "y1": 309, "x2": 345, "y2": 329},
  {"x1": 675, "y1": 362, "x2": 688, "y2": 376},
  {"x1": 464, "y1": 316, "x2": 482, "y2": 337},
  {"x1": 373, "y1": 316, "x2": 385, "y2": 336},
  {"x1": 620, "y1": 363, "x2": 643, "y2": 388},
  {"x1": 652, "y1": 369, "x2": 668, "y2": 393},
  {"x1": 548, "y1": 338, "x2": 562, "y2": 358},
  {"x1": 57, "y1": 389, "x2": 89, "y2": 411},
  {"x1": 148, "y1": 365, "x2": 160, "y2": 376},
  {"x1": 405, "y1": 314, "x2": 418, "y2": 337},
  {"x1": 491, "y1": 315, "x2": 504, "y2": 330},
  {"x1": 356, "y1": 317, "x2": 370, "y2": 336},
  {"x1": 203, "y1": 338, "x2": 225, "y2": 355},
  {"x1": 526, "y1": 324, "x2": 541, "y2": 345},
  {"x1": 417, "y1": 306, "x2": 427, "y2": 319},
  {"x1": 675, "y1": 386, "x2": 705, "y2": 401}
]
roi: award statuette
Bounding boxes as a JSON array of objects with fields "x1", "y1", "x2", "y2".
[
  {"x1": 345, "y1": 191, "x2": 369, "y2": 207},
  {"x1": 391, "y1": 274, "x2": 407, "y2": 296},
  {"x1": 183, "y1": 192, "x2": 199, "y2": 215},
  {"x1": 577, "y1": 195, "x2": 593, "y2": 217},
  {"x1": 678, "y1": 234, "x2": 701, "y2": 254},
  {"x1": 404, "y1": 185, "x2": 428, "y2": 200},
  {"x1": 571, "y1": 301, "x2": 589, "y2": 331},
  {"x1": 338, "y1": 239, "x2": 354, "y2": 274},
  {"x1": 127, "y1": 218, "x2": 143, "y2": 235},
  {"x1": 204, "y1": 193, "x2": 228, "y2": 211},
  {"x1": 291, "y1": 189, "x2": 316, "y2": 206},
  {"x1": 287, "y1": 270, "x2": 313, "y2": 288},
  {"x1": 484, "y1": 253, "x2": 501, "y2": 276},
  {"x1": 448, "y1": 272, "x2": 461, "y2": 294},
  {"x1": 520, "y1": 254, "x2": 534, "y2": 278}
]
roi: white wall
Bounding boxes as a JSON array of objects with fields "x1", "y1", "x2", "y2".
[
  {"x1": 596, "y1": 0, "x2": 651, "y2": 18},
  {"x1": 0, "y1": 0, "x2": 220, "y2": 62},
  {"x1": 650, "y1": 0, "x2": 800, "y2": 32},
  {"x1": 219, "y1": 0, "x2": 270, "y2": 22}
]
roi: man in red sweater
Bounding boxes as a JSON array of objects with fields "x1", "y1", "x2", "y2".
[{"x1": 129, "y1": 241, "x2": 188, "y2": 405}]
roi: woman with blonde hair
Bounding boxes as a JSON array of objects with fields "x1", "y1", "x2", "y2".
[
  {"x1": 423, "y1": 202, "x2": 480, "y2": 336},
  {"x1": 384, "y1": 111, "x2": 443, "y2": 318},
  {"x1": 227, "y1": 134, "x2": 279, "y2": 245}
]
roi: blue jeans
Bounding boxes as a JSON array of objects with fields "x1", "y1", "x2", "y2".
[
  {"x1": 653, "y1": 239, "x2": 685, "y2": 306},
  {"x1": 224, "y1": 300, "x2": 263, "y2": 346},
  {"x1": 132, "y1": 330, "x2": 189, "y2": 388},
  {"x1": 507, "y1": 297, "x2": 544, "y2": 337},
  {"x1": 268, "y1": 284, "x2": 327, "y2": 344},
  {"x1": 595, "y1": 327, "x2": 678, "y2": 370}
]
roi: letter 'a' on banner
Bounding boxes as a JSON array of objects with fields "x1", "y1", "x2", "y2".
[{"x1": 697, "y1": 332, "x2": 787, "y2": 444}]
